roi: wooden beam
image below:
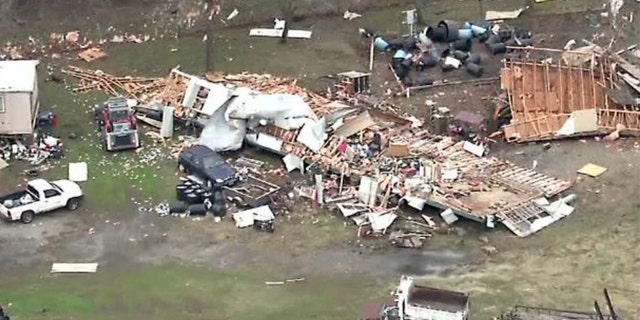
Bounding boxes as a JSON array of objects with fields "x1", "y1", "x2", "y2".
[
  {"x1": 568, "y1": 64, "x2": 575, "y2": 112},
  {"x1": 590, "y1": 55, "x2": 598, "y2": 109},
  {"x1": 544, "y1": 63, "x2": 550, "y2": 114},
  {"x1": 407, "y1": 77, "x2": 499, "y2": 91},
  {"x1": 558, "y1": 59, "x2": 564, "y2": 114},
  {"x1": 579, "y1": 65, "x2": 586, "y2": 109}
]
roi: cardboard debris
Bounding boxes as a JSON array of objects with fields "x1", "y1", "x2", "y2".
[
  {"x1": 77, "y1": 48, "x2": 107, "y2": 62},
  {"x1": 386, "y1": 143, "x2": 410, "y2": 157},
  {"x1": 51, "y1": 263, "x2": 98, "y2": 273},
  {"x1": 577, "y1": 163, "x2": 607, "y2": 177}
]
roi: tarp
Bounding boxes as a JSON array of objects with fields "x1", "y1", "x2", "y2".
[
  {"x1": 199, "y1": 88, "x2": 325, "y2": 152},
  {"x1": 226, "y1": 91, "x2": 317, "y2": 130},
  {"x1": 199, "y1": 101, "x2": 246, "y2": 151}
]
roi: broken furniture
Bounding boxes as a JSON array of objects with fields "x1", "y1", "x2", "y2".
[{"x1": 223, "y1": 175, "x2": 280, "y2": 207}]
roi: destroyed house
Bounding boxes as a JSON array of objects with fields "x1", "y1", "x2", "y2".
[
  {"x1": 394, "y1": 276, "x2": 470, "y2": 320},
  {"x1": 0, "y1": 60, "x2": 40, "y2": 135},
  {"x1": 501, "y1": 46, "x2": 640, "y2": 142}
]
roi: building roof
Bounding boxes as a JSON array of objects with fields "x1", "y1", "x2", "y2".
[{"x1": 0, "y1": 60, "x2": 39, "y2": 92}]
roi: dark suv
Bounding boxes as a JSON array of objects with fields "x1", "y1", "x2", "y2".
[{"x1": 178, "y1": 145, "x2": 238, "y2": 189}]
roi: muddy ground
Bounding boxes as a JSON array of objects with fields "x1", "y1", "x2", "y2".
[{"x1": 0, "y1": 0, "x2": 639, "y2": 319}]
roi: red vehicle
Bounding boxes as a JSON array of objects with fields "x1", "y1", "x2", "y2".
[{"x1": 94, "y1": 97, "x2": 140, "y2": 151}]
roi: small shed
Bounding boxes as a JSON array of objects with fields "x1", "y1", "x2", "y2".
[{"x1": 0, "y1": 60, "x2": 40, "y2": 135}]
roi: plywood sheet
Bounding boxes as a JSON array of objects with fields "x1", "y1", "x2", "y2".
[{"x1": 577, "y1": 163, "x2": 607, "y2": 177}]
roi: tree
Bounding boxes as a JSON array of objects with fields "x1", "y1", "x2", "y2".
[{"x1": 278, "y1": 0, "x2": 297, "y2": 44}]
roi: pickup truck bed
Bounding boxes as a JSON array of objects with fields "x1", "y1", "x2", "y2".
[{"x1": 0, "y1": 190, "x2": 34, "y2": 208}]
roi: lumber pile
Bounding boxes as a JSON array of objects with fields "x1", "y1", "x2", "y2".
[{"x1": 62, "y1": 66, "x2": 163, "y2": 98}]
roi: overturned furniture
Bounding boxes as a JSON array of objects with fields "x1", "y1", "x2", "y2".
[
  {"x1": 501, "y1": 46, "x2": 640, "y2": 142},
  {"x1": 384, "y1": 276, "x2": 470, "y2": 320}
]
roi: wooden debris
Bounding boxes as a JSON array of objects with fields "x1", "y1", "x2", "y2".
[
  {"x1": 51, "y1": 263, "x2": 99, "y2": 273},
  {"x1": 77, "y1": 48, "x2": 107, "y2": 62},
  {"x1": 62, "y1": 66, "x2": 162, "y2": 98}
]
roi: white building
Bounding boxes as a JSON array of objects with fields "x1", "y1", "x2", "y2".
[{"x1": 0, "y1": 60, "x2": 40, "y2": 135}]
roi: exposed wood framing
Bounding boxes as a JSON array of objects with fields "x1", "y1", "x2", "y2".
[{"x1": 502, "y1": 47, "x2": 640, "y2": 143}]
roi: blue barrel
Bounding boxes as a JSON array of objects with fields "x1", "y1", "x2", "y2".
[
  {"x1": 461, "y1": 21, "x2": 472, "y2": 29},
  {"x1": 457, "y1": 29, "x2": 473, "y2": 40},
  {"x1": 393, "y1": 49, "x2": 408, "y2": 59},
  {"x1": 374, "y1": 37, "x2": 389, "y2": 52},
  {"x1": 471, "y1": 25, "x2": 487, "y2": 37}
]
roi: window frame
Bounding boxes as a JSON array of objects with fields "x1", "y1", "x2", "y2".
[{"x1": 44, "y1": 189, "x2": 61, "y2": 198}]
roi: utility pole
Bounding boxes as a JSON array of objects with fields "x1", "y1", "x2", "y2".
[{"x1": 204, "y1": 0, "x2": 216, "y2": 73}]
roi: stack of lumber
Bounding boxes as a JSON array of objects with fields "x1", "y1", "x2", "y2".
[{"x1": 62, "y1": 66, "x2": 162, "y2": 97}]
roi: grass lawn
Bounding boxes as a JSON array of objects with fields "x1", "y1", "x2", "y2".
[{"x1": 0, "y1": 265, "x2": 391, "y2": 320}]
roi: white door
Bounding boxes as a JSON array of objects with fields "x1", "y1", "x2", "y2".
[{"x1": 43, "y1": 189, "x2": 65, "y2": 211}]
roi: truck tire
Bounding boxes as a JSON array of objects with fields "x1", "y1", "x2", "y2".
[
  {"x1": 21, "y1": 211, "x2": 34, "y2": 224},
  {"x1": 66, "y1": 198, "x2": 80, "y2": 211}
]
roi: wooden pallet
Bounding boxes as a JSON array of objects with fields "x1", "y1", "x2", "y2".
[
  {"x1": 491, "y1": 164, "x2": 572, "y2": 197},
  {"x1": 499, "y1": 200, "x2": 547, "y2": 237}
]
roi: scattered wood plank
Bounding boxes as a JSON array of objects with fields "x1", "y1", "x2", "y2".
[{"x1": 51, "y1": 263, "x2": 99, "y2": 273}]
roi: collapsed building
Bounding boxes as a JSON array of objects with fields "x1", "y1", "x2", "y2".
[
  {"x1": 501, "y1": 45, "x2": 640, "y2": 142},
  {"x1": 64, "y1": 65, "x2": 577, "y2": 237}
]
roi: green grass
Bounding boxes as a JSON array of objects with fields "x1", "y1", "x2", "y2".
[{"x1": 0, "y1": 265, "x2": 390, "y2": 320}]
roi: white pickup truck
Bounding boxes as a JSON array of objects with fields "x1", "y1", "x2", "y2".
[{"x1": 0, "y1": 179, "x2": 84, "y2": 224}]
